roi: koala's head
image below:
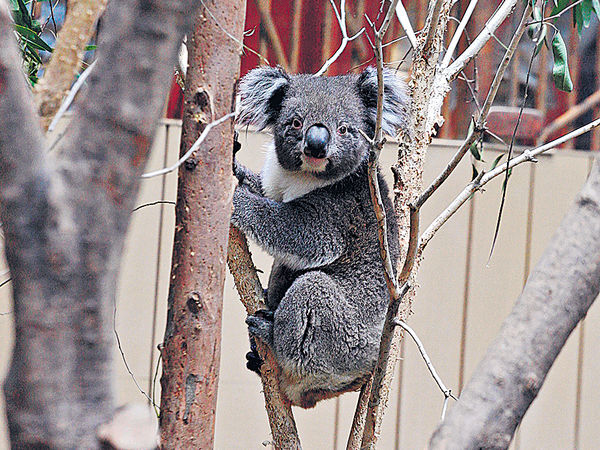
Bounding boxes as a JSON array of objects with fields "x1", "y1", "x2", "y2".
[{"x1": 237, "y1": 66, "x2": 410, "y2": 180}]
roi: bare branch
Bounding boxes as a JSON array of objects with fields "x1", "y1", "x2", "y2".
[
  {"x1": 141, "y1": 113, "x2": 234, "y2": 178},
  {"x1": 47, "y1": 59, "x2": 97, "y2": 133},
  {"x1": 394, "y1": 0, "x2": 418, "y2": 49},
  {"x1": 418, "y1": 1, "x2": 532, "y2": 208},
  {"x1": 422, "y1": 0, "x2": 444, "y2": 54},
  {"x1": 393, "y1": 318, "x2": 455, "y2": 418},
  {"x1": 445, "y1": 0, "x2": 518, "y2": 82},
  {"x1": 538, "y1": 89, "x2": 600, "y2": 144},
  {"x1": 430, "y1": 156, "x2": 600, "y2": 449},
  {"x1": 227, "y1": 227, "x2": 301, "y2": 450},
  {"x1": 315, "y1": 0, "x2": 365, "y2": 76},
  {"x1": 419, "y1": 117, "x2": 600, "y2": 252},
  {"x1": 442, "y1": 0, "x2": 479, "y2": 68}
]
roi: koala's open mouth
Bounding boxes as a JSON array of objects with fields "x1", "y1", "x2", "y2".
[{"x1": 300, "y1": 154, "x2": 328, "y2": 172}]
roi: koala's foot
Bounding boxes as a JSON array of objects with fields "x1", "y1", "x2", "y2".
[
  {"x1": 246, "y1": 309, "x2": 274, "y2": 347},
  {"x1": 246, "y1": 337, "x2": 263, "y2": 374}
]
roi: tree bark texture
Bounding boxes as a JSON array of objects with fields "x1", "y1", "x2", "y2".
[
  {"x1": 0, "y1": 0, "x2": 195, "y2": 447},
  {"x1": 430, "y1": 157, "x2": 600, "y2": 449},
  {"x1": 33, "y1": 0, "x2": 108, "y2": 130},
  {"x1": 159, "y1": 1, "x2": 246, "y2": 448}
]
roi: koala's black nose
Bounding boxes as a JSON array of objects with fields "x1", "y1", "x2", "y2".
[{"x1": 304, "y1": 125, "x2": 330, "y2": 158}]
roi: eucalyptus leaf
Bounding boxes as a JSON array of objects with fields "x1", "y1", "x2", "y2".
[
  {"x1": 551, "y1": 32, "x2": 573, "y2": 92},
  {"x1": 14, "y1": 24, "x2": 53, "y2": 52},
  {"x1": 491, "y1": 153, "x2": 506, "y2": 170}
]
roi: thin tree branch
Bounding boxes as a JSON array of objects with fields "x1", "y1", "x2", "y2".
[
  {"x1": 417, "y1": 2, "x2": 532, "y2": 208},
  {"x1": 423, "y1": 0, "x2": 444, "y2": 55},
  {"x1": 419, "y1": 117, "x2": 600, "y2": 252},
  {"x1": 141, "y1": 113, "x2": 234, "y2": 178},
  {"x1": 47, "y1": 59, "x2": 97, "y2": 133},
  {"x1": 315, "y1": 0, "x2": 365, "y2": 77},
  {"x1": 445, "y1": 0, "x2": 518, "y2": 82},
  {"x1": 227, "y1": 226, "x2": 301, "y2": 450},
  {"x1": 393, "y1": 318, "x2": 455, "y2": 419},
  {"x1": 430, "y1": 155, "x2": 600, "y2": 449},
  {"x1": 395, "y1": 0, "x2": 418, "y2": 49},
  {"x1": 442, "y1": 0, "x2": 479, "y2": 68},
  {"x1": 538, "y1": 89, "x2": 600, "y2": 145}
]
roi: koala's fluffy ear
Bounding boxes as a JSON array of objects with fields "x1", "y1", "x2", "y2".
[
  {"x1": 237, "y1": 66, "x2": 291, "y2": 131},
  {"x1": 357, "y1": 66, "x2": 410, "y2": 137}
]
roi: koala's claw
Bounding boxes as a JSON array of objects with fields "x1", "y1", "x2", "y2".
[
  {"x1": 254, "y1": 309, "x2": 274, "y2": 321},
  {"x1": 246, "y1": 350, "x2": 263, "y2": 374},
  {"x1": 233, "y1": 131, "x2": 242, "y2": 155},
  {"x1": 246, "y1": 313, "x2": 274, "y2": 346}
]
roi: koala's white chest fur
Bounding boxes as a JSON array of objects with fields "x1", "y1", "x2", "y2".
[{"x1": 261, "y1": 145, "x2": 335, "y2": 202}]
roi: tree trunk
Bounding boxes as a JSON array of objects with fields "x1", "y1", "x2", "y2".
[
  {"x1": 430, "y1": 157, "x2": 600, "y2": 449},
  {"x1": 159, "y1": 1, "x2": 246, "y2": 448},
  {"x1": 0, "y1": 0, "x2": 195, "y2": 447}
]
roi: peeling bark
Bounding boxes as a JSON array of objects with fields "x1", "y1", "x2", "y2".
[{"x1": 159, "y1": 1, "x2": 246, "y2": 448}]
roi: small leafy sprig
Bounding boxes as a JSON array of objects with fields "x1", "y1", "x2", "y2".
[{"x1": 9, "y1": 0, "x2": 53, "y2": 86}]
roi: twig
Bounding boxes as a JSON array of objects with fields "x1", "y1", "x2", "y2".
[
  {"x1": 132, "y1": 200, "x2": 176, "y2": 212},
  {"x1": 538, "y1": 89, "x2": 600, "y2": 145},
  {"x1": 416, "y1": 2, "x2": 532, "y2": 209},
  {"x1": 488, "y1": 19, "x2": 538, "y2": 261},
  {"x1": 314, "y1": 0, "x2": 365, "y2": 76},
  {"x1": 419, "y1": 117, "x2": 600, "y2": 252},
  {"x1": 200, "y1": 0, "x2": 270, "y2": 66},
  {"x1": 47, "y1": 60, "x2": 97, "y2": 133},
  {"x1": 113, "y1": 301, "x2": 156, "y2": 407},
  {"x1": 445, "y1": 0, "x2": 518, "y2": 82},
  {"x1": 393, "y1": 318, "x2": 455, "y2": 420},
  {"x1": 227, "y1": 226, "x2": 301, "y2": 449},
  {"x1": 141, "y1": 113, "x2": 234, "y2": 178},
  {"x1": 442, "y1": 0, "x2": 479, "y2": 68},
  {"x1": 394, "y1": 1, "x2": 418, "y2": 49}
]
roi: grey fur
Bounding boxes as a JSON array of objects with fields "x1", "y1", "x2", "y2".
[{"x1": 232, "y1": 66, "x2": 409, "y2": 408}]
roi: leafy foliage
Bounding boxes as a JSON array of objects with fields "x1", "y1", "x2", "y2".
[
  {"x1": 9, "y1": 0, "x2": 54, "y2": 86},
  {"x1": 533, "y1": 0, "x2": 600, "y2": 91}
]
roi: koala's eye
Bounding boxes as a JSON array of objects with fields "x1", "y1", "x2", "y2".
[
  {"x1": 291, "y1": 118, "x2": 303, "y2": 130},
  {"x1": 337, "y1": 125, "x2": 348, "y2": 135}
]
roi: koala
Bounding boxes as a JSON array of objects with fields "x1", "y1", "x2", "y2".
[{"x1": 231, "y1": 66, "x2": 410, "y2": 408}]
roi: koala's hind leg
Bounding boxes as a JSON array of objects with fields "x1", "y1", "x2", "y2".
[{"x1": 272, "y1": 271, "x2": 377, "y2": 407}]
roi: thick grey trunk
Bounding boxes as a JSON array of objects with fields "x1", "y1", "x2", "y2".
[
  {"x1": 430, "y1": 157, "x2": 600, "y2": 449},
  {"x1": 0, "y1": 0, "x2": 195, "y2": 447}
]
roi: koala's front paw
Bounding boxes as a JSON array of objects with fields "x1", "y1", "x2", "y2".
[
  {"x1": 246, "y1": 309, "x2": 274, "y2": 347},
  {"x1": 231, "y1": 183, "x2": 251, "y2": 228}
]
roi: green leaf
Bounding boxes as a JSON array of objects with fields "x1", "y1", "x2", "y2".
[
  {"x1": 84, "y1": 44, "x2": 97, "y2": 51},
  {"x1": 15, "y1": 0, "x2": 32, "y2": 28},
  {"x1": 491, "y1": 153, "x2": 506, "y2": 170},
  {"x1": 14, "y1": 24, "x2": 53, "y2": 52},
  {"x1": 469, "y1": 141, "x2": 482, "y2": 161},
  {"x1": 550, "y1": 0, "x2": 572, "y2": 17},
  {"x1": 471, "y1": 164, "x2": 479, "y2": 181},
  {"x1": 551, "y1": 32, "x2": 574, "y2": 92}
]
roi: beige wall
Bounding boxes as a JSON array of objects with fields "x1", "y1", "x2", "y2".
[{"x1": 0, "y1": 121, "x2": 598, "y2": 449}]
